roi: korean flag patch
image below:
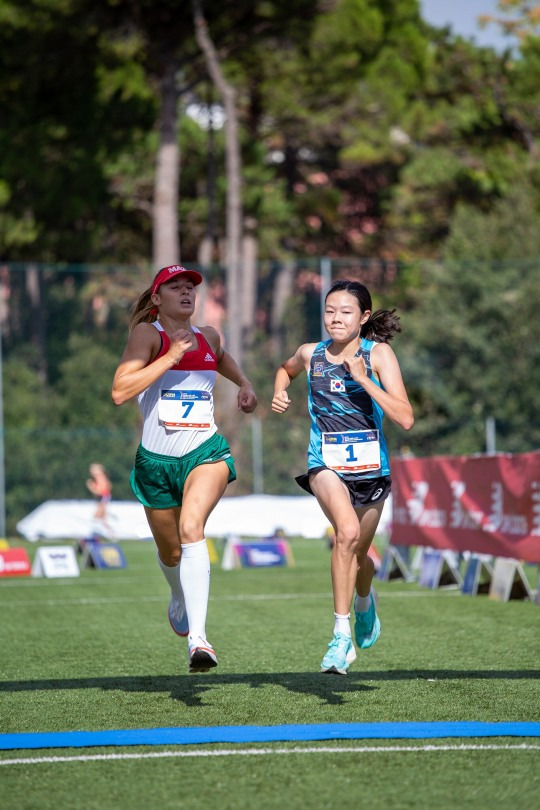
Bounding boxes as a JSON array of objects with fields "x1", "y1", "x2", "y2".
[{"x1": 330, "y1": 379, "x2": 346, "y2": 393}]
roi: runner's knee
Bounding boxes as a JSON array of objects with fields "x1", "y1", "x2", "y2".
[
  {"x1": 334, "y1": 526, "x2": 360, "y2": 552},
  {"x1": 158, "y1": 546, "x2": 181, "y2": 567},
  {"x1": 179, "y1": 515, "x2": 204, "y2": 544}
]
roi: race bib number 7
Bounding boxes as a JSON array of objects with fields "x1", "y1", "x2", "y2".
[
  {"x1": 158, "y1": 389, "x2": 213, "y2": 430},
  {"x1": 322, "y1": 430, "x2": 381, "y2": 473}
]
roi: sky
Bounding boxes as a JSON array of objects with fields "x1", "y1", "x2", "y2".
[{"x1": 420, "y1": 0, "x2": 518, "y2": 51}]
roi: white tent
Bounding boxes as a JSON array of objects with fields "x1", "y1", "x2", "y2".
[
  {"x1": 16, "y1": 494, "x2": 392, "y2": 542},
  {"x1": 16, "y1": 500, "x2": 151, "y2": 542}
]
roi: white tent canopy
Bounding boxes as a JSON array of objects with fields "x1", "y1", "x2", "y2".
[{"x1": 16, "y1": 495, "x2": 392, "y2": 542}]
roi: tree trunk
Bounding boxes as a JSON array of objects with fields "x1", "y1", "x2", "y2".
[
  {"x1": 25, "y1": 264, "x2": 47, "y2": 382},
  {"x1": 270, "y1": 258, "x2": 295, "y2": 357},
  {"x1": 242, "y1": 220, "x2": 258, "y2": 349},
  {"x1": 153, "y1": 59, "x2": 180, "y2": 270},
  {"x1": 192, "y1": 0, "x2": 243, "y2": 367}
]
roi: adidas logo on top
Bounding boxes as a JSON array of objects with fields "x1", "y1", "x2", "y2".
[{"x1": 204, "y1": 353, "x2": 214, "y2": 362}]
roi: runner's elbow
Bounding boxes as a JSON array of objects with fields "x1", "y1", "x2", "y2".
[
  {"x1": 402, "y1": 412, "x2": 414, "y2": 431},
  {"x1": 112, "y1": 388, "x2": 127, "y2": 406}
]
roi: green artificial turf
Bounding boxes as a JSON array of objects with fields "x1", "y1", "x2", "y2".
[{"x1": 0, "y1": 538, "x2": 538, "y2": 809}]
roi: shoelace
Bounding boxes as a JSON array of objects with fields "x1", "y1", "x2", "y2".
[{"x1": 329, "y1": 635, "x2": 349, "y2": 650}]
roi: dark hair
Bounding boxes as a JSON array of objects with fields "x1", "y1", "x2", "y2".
[{"x1": 325, "y1": 279, "x2": 402, "y2": 343}]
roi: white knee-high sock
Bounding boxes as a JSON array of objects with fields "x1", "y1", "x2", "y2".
[
  {"x1": 180, "y1": 539, "x2": 210, "y2": 640},
  {"x1": 157, "y1": 555, "x2": 184, "y2": 604}
]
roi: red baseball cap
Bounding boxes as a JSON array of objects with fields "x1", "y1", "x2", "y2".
[{"x1": 151, "y1": 265, "x2": 203, "y2": 295}]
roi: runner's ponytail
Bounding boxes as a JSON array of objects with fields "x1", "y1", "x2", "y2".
[
  {"x1": 129, "y1": 287, "x2": 155, "y2": 331},
  {"x1": 361, "y1": 308, "x2": 401, "y2": 343}
]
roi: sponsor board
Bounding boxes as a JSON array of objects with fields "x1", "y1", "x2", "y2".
[
  {"x1": 391, "y1": 451, "x2": 540, "y2": 562},
  {"x1": 32, "y1": 546, "x2": 80, "y2": 578},
  {"x1": 0, "y1": 548, "x2": 31, "y2": 577},
  {"x1": 222, "y1": 537, "x2": 294, "y2": 570}
]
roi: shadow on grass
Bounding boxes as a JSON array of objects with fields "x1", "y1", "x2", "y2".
[
  {"x1": 1, "y1": 669, "x2": 539, "y2": 707},
  {"x1": 0, "y1": 673, "x2": 372, "y2": 706}
]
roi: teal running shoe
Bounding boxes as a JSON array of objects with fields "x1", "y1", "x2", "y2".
[
  {"x1": 320, "y1": 632, "x2": 357, "y2": 675},
  {"x1": 354, "y1": 590, "x2": 381, "y2": 649},
  {"x1": 168, "y1": 594, "x2": 189, "y2": 637}
]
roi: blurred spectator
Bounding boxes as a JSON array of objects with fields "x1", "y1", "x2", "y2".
[{"x1": 86, "y1": 463, "x2": 112, "y2": 524}]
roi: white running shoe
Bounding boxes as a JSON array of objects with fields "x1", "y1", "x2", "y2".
[
  {"x1": 188, "y1": 635, "x2": 218, "y2": 673},
  {"x1": 168, "y1": 594, "x2": 189, "y2": 637}
]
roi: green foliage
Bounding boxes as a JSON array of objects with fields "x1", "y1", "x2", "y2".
[
  {"x1": 2, "y1": 0, "x2": 539, "y2": 263},
  {"x1": 3, "y1": 355, "x2": 58, "y2": 431},
  {"x1": 55, "y1": 334, "x2": 129, "y2": 427},
  {"x1": 396, "y1": 183, "x2": 540, "y2": 456},
  {"x1": 240, "y1": 351, "x2": 311, "y2": 497},
  {"x1": 383, "y1": 30, "x2": 540, "y2": 255},
  {"x1": 2, "y1": 0, "x2": 540, "y2": 526},
  {"x1": 310, "y1": 0, "x2": 385, "y2": 69},
  {"x1": 0, "y1": 0, "x2": 156, "y2": 261},
  {"x1": 3, "y1": 333, "x2": 139, "y2": 531},
  {"x1": 1, "y1": 267, "x2": 149, "y2": 529}
]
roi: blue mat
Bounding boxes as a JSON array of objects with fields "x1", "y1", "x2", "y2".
[{"x1": 1, "y1": 722, "x2": 539, "y2": 751}]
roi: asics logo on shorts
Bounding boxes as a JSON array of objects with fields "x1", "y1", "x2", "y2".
[{"x1": 371, "y1": 488, "x2": 383, "y2": 501}]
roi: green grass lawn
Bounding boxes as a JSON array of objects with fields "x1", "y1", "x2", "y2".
[{"x1": 0, "y1": 537, "x2": 539, "y2": 810}]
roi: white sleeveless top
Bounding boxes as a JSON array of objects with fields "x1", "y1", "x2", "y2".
[{"x1": 138, "y1": 323, "x2": 218, "y2": 457}]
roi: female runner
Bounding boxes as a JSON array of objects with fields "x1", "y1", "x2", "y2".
[
  {"x1": 272, "y1": 279, "x2": 413, "y2": 674},
  {"x1": 113, "y1": 265, "x2": 257, "y2": 672}
]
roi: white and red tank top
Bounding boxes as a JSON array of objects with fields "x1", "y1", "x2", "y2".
[{"x1": 138, "y1": 322, "x2": 219, "y2": 457}]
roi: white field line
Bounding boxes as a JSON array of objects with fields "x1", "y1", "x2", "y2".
[
  {"x1": 0, "y1": 590, "x2": 460, "y2": 608},
  {"x1": 0, "y1": 575, "x2": 162, "y2": 588},
  {"x1": 0, "y1": 561, "x2": 324, "y2": 587},
  {"x1": 1, "y1": 743, "x2": 539, "y2": 767},
  {"x1": 0, "y1": 594, "x2": 329, "y2": 607}
]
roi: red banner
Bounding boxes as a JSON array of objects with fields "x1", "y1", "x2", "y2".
[
  {"x1": 391, "y1": 451, "x2": 540, "y2": 563},
  {"x1": 0, "y1": 548, "x2": 31, "y2": 577}
]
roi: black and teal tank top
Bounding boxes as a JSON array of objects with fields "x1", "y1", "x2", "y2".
[{"x1": 306, "y1": 338, "x2": 390, "y2": 479}]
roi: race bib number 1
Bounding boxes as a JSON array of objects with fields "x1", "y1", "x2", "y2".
[
  {"x1": 322, "y1": 430, "x2": 381, "y2": 473},
  {"x1": 159, "y1": 390, "x2": 213, "y2": 430}
]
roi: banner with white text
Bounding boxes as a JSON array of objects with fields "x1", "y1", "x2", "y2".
[{"x1": 391, "y1": 451, "x2": 540, "y2": 563}]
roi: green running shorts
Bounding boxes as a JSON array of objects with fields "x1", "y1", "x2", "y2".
[{"x1": 130, "y1": 433, "x2": 236, "y2": 509}]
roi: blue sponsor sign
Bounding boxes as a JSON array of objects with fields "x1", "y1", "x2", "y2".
[
  {"x1": 419, "y1": 549, "x2": 444, "y2": 588},
  {"x1": 377, "y1": 545, "x2": 413, "y2": 582},
  {"x1": 462, "y1": 556, "x2": 492, "y2": 596},
  {"x1": 232, "y1": 540, "x2": 293, "y2": 568},
  {"x1": 83, "y1": 541, "x2": 127, "y2": 570},
  {"x1": 419, "y1": 549, "x2": 461, "y2": 589}
]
